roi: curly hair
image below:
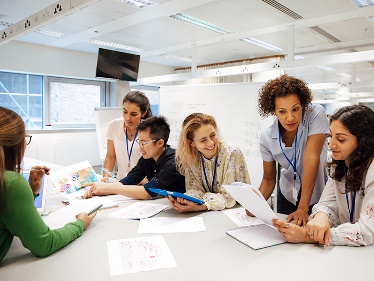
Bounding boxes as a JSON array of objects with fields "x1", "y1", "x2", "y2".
[
  {"x1": 175, "y1": 113, "x2": 221, "y2": 175},
  {"x1": 258, "y1": 74, "x2": 313, "y2": 118},
  {"x1": 329, "y1": 105, "x2": 374, "y2": 192}
]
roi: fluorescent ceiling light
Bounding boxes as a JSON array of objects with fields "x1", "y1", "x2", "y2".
[
  {"x1": 351, "y1": 0, "x2": 374, "y2": 8},
  {"x1": 318, "y1": 65, "x2": 335, "y2": 71},
  {"x1": 87, "y1": 39, "x2": 144, "y2": 52},
  {"x1": 241, "y1": 37, "x2": 283, "y2": 52},
  {"x1": 312, "y1": 99, "x2": 337, "y2": 104},
  {"x1": 160, "y1": 54, "x2": 196, "y2": 63},
  {"x1": 337, "y1": 72, "x2": 351, "y2": 78},
  {"x1": 35, "y1": 28, "x2": 65, "y2": 38},
  {"x1": 119, "y1": 0, "x2": 155, "y2": 8},
  {"x1": 294, "y1": 55, "x2": 304, "y2": 60},
  {"x1": 169, "y1": 13, "x2": 230, "y2": 35}
]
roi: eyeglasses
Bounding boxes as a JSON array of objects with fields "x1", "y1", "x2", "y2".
[
  {"x1": 136, "y1": 139, "x2": 156, "y2": 147},
  {"x1": 25, "y1": 135, "x2": 32, "y2": 145}
]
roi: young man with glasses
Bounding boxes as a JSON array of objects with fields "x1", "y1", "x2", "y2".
[{"x1": 83, "y1": 116, "x2": 185, "y2": 199}]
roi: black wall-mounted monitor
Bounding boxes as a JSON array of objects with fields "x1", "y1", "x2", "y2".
[{"x1": 95, "y1": 48, "x2": 140, "y2": 81}]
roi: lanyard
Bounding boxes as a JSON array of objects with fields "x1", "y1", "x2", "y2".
[
  {"x1": 125, "y1": 129, "x2": 138, "y2": 167},
  {"x1": 201, "y1": 154, "x2": 218, "y2": 193},
  {"x1": 345, "y1": 184, "x2": 357, "y2": 223},
  {"x1": 278, "y1": 130, "x2": 298, "y2": 181}
]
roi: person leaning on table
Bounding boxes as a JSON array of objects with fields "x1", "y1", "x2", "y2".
[
  {"x1": 0, "y1": 106, "x2": 96, "y2": 262},
  {"x1": 83, "y1": 116, "x2": 185, "y2": 200},
  {"x1": 255, "y1": 74, "x2": 329, "y2": 226},
  {"x1": 273, "y1": 105, "x2": 374, "y2": 246}
]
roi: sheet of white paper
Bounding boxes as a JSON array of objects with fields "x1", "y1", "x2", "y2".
[
  {"x1": 109, "y1": 202, "x2": 169, "y2": 219},
  {"x1": 107, "y1": 236, "x2": 177, "y2": 275},
  {"x1": 104, "y1": 194, "x2": 134, "y2": 204},
  {"x1": 138, "y1": 217, "x2": 206, "y2": 233},
  {"x1": 49, "y1": 160, "x2": 99, "y2": 200},
  {"x1": 43, "y1": 197, "x2": 117, "y2": 229},
  {"x1": 223, "y1": 208, "x2": 264, "y2": 227},
  {"x1": 223, "y1": 183, "x2": 277, "y2": 226}
]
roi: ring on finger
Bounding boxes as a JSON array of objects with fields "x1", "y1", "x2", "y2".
[
  {"x1": 285, "y1": 223, "x2": 289, "y2": 229},
  {"x1": 309, "y1": 233, "x2": 314, "y2": 236}
]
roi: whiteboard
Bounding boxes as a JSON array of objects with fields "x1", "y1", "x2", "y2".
[
  {"x1": 94, "y1": 107, "x2": 123, "y2": 161},
  {"x1": 159, "y1": 83, "x2": 273, "y2": 187}
]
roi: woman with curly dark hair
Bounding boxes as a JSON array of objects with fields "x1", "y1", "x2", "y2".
[
  {"x1": 255, "y1": 74, "x2": 329, "y2": 226},
  {"x1": 273, "y1": 105, "x2": 374, "y2": 246}
]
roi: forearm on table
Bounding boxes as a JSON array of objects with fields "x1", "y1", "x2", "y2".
[{"x1": 109, "y1": 183, "x2": 151, "y2": 200}]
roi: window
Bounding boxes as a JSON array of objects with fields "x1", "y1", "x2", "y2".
[
  {"x1": 0, "y1": 72, "x2": 107, "y2": 129},
  {"x1": 47, "y1": 77, "x2": 105, "y2": 128},
  {"x1": 0, "y1": 72, "x2": 43, "y2": 129}
]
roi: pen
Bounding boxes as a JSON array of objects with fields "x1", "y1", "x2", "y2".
[
  {"x1": 87, "y1": 204, "x2": 103, "y2": 215},
  {"x1": 100, "y1": 168, "x2": 116, "y2": 179}
]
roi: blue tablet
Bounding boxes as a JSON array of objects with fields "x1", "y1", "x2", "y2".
[{"x1": 149, "y1": 188, "x2": 205, "y2": 205}]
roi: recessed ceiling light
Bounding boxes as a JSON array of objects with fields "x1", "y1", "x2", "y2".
[
  {"x1": 119, "y1": 0, "x2": 156, "y2": 8},
  {"x1": 169, "y1": 13, "x2": 230, "y2": 35},
  {"x1": 35, "y1": 28, "x2": 65, "y2": 38},
  {"x1": 87, "y1": 39, "x2": 144, "y2": 52},
  {"x1": 160, "y1": 54, "x2": 197, "y2": 63},
  {"x1": 241, "y1": 37, "x2": 282, "y2": 52},
  {"x1": 351, "y1": 0, "x2": 374, "y2": 8}
]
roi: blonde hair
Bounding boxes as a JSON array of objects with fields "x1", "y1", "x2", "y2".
[
  {"x1": 0, "y1": 106, "x2": 26, "y2": 212},
  {"x1": 175, "y1": 113, "x2": 220, "y2": 175}
]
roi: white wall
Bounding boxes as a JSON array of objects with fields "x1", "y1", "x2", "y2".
[
  {"x1": 0, "y1": 41, "x2": 174, "y2": 79},
  {"x1": 24, "y1": 130, "x2": 102, "y2": 167}
]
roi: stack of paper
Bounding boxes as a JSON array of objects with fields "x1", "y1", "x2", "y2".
[{"x1": 109, "y1": 202, "x2": 169, "y2": 220}]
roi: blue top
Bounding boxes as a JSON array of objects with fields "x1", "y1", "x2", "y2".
[{"x1": 259, "y1": 104, "x2": 329, "y2": 205}]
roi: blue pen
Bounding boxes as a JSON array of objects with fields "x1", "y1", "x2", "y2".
[{"x1": 100, "y1": 168, "x2": 116, "y2": 179}]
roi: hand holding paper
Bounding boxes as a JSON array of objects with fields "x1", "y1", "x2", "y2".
[{"x1": 223, "y1": 182, "x2": 278, "y2": 226}]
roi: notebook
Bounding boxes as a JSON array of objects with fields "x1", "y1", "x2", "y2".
[
  {"x1": 22, "y1": 173, "x2": 47, "y2": 214},
  {"x1": 226, "y1": 224, "x2": 286, "y2": 250}
]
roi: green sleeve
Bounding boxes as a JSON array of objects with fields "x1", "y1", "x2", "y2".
[{"x1": 3, "y1": 175, "x2": 85, "y2": 257}]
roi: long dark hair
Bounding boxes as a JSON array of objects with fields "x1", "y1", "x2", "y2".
[
  {"x1": 123, "y1": 91, "x2": 152, "y2": 119},
  {"x1": 0, "y1": 106, "x2": 26, "y2": 212},
  {"x1": 329, "y1": 105, "x2": 374, "y2": 192}
]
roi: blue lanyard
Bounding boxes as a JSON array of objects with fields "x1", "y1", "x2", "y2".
[
  {"x1": 345, "y1": 184, "x2": 357, "y2": 223},
  {"x1": 201, "y1": 154, "x2": 218, "y2": 193},
  {"x1": 278, "y1": 130, "x2": 298, "y2": 181},
  {"x1": 125, "y1": 129, "x2": 138, "y2": 168}
]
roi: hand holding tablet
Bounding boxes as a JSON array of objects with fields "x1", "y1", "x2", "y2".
[{"x1": 149, "y1": 188, "x2": 205, "y2": 205}]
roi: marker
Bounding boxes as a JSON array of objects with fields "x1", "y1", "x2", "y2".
[
  {"x1": 100, "y1": 168, "x2": 116, "y2": 179},
  {"x1": 87, "y1": 204, "x2": 103, "y2": 215}
]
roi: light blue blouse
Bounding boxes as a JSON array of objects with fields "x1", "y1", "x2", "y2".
[{"x1": 259, "y1": 104, "x2": 329, "y2": 205}]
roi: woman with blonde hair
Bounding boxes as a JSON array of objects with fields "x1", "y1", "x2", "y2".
[
  {"x1": 0, "y1": 106, "x2": 96, "y2": 261},
  {"x1": 168, "y1": 113, "x2": 250, "y2": 212}
]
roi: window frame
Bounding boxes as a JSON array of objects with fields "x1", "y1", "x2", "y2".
[{"x1": 45, "y1": 76, "x2": 108, "y2": 129}]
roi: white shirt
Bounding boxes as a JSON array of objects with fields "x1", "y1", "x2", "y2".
[
  {"x1": 259, "y1": 104, "x2": 330, "y2": 205},
  {"x1": 106, "y1": 118, "x2": 142, "y2": 179}
]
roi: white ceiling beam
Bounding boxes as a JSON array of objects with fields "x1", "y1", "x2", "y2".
[
  {"x1": 135, "y1": 49, "x2": 374, "y2": 85},
  {"x1": 141, "y1": 5, "x2": 374, "y2": 57},
  {"x1": 0, "y1": 0, "x2": 100, "y2": 45}
]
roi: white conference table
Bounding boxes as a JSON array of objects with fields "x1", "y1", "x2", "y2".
[{"x1": 2, "y1": 187, "x2": 373, "y2": 281}]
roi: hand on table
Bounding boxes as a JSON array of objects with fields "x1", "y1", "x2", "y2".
[
  {"x1": 305, "y1": 212, "x2": 330, "y2": 246},
  {"x1": 286, "y1": 208, "x2": 309, "y2": 226},
  {"x1": 76, "y1": 211, "x2": 97, "y2": 229},
  {"x1": 81, "y1": 182, "x2": 109, "y2": 198},
  {"x1": 167, "y1": 196, "x2": 207, "y2": 213}
]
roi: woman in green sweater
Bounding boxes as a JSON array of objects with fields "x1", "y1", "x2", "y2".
[{"x1": 0, "y1": 106, "x2": 96, "y2": 262}]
